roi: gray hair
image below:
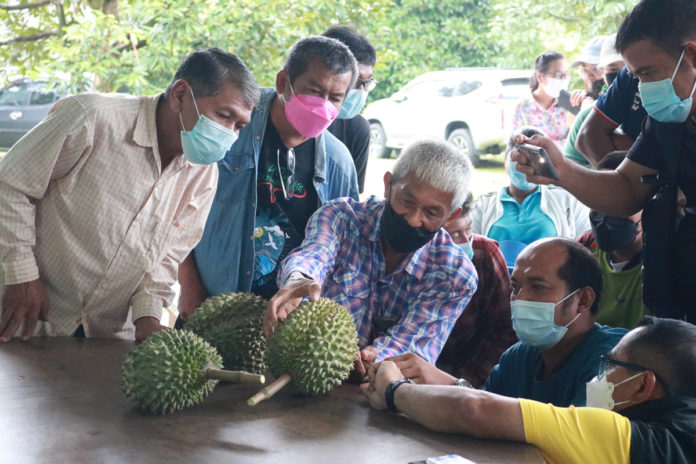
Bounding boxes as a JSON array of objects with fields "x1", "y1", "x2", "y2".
[
  {"x1": 391, "y1": 139, "x2": 473, "y2": 212},
  {"x1": 284, "y1": 36, "x2": 358, "y2": 91},
  {"x1": 165, "y1": 48, "x2": 261, "y2": 107},
  {"x1": 505, "y1": 126, "x2": 547, "y2": 156}
]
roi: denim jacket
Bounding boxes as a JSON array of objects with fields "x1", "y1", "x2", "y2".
[{"x1": 193, "y1": 88, "x2": 359, "y2": 296}]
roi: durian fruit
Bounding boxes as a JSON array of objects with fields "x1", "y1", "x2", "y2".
[
  {"x1": 186, "y1": 292, "x2": 268, "y2": 374},
  {"x1": 121, "y1": 330, "x2": 264, "y2": 414},
  {"x1": 248, "y1": 298, "x2": 359, "y2": 406}
]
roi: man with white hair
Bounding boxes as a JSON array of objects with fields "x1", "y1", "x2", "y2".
[{"x1": 263, "y1": 139, "x2": 478, "y2": 381}]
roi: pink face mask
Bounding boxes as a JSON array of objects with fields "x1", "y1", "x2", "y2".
[{"x1": 283, "y1": 81, "x2": 339, "y2": 138}]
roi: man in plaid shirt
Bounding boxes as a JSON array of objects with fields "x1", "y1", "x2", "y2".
[{"x1": 264, "y1": 139, "x2": 478, "y2": 380}]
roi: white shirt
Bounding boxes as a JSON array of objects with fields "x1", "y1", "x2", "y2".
[{"x1": 0, "y1": 93, "x2": 218, "y2": 338}]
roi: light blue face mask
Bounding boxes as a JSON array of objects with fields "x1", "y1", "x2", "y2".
[
  {"x1": 179, "y1": 86, "x2": 238, "y2": 165},
  {"x1": 458, "y1": 241, "x2": 475, "y2": 260},
  {"x1": 337, "y1": 88, "x2": 368, "y2": 119},
  {"x1": 510, "y1": 289, "x2": 581, "y2": 349},
  {"x1": 507, "y1": 160, "x2": 536, "y2": 191},
  {"x1": 638, "y1": 47, "x2": 696, "y2": 123}
]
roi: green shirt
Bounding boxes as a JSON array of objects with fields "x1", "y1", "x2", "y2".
[
  {"x1": 563, "y1": 106, "x2": 593, "y2": 169},
  {"x1": 595, "y1": 249, "x2": 649, "y2": 329}
]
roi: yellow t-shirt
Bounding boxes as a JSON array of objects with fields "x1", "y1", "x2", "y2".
[{"x1": 520, "y1": 398, "x2": 632, "y2": 464}]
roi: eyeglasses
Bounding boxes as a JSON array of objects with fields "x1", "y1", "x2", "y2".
[
  {"x1": 580, "y1": 64, "x2": 601, "y2": 76},
  {"x1": 356, "y1": 77, "x2": 378, "y2": 92},
  {"x1": 597, "y1": 354, "x2": 647, "y2": 380},
  {"x1": 276, "y1": 148, "x2": 296, "y2": 201},
  {"x1": 544, "y1": 71, "x2": 569, "y2": 80}
]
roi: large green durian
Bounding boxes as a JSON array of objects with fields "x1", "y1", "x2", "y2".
[
  {"x1": 120, "y1": 330, "x2": 222, "y2": 414},
  {"x1": 186, "y1": 292, "x2": 268, "y2": 374},
  {"x1": 266, "y1": 298, "x2": 359, "y2": 395}
]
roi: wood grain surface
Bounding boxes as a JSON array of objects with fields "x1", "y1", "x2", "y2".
[{"x1": 0, "y1": 337, "x2": 543, "y2": 464}]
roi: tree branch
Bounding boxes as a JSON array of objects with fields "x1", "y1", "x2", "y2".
[
  {"x1": 0, "y1": 29, "x2": 62, "y2": 46},
  {"x1": 545, "y1": 12, "x2": 581, "y2": 23},
  {"x1": 0, "y1": 0, "x2": 52, "y2": 11}
]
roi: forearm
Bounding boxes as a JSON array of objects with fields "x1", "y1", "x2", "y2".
[
  {"x1": 394, "y1": 384, "x2": 525, "y2": 441},
  {"x1": 557, "y1": 162, "x2": 647, "y2": 216},
  {"x1": 576, "y1": 130, "x2": 617, "y2": 166}
]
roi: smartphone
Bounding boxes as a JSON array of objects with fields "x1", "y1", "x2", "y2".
[
  {"x1": 557, "y1": 89, "x2": 581, "y2": 115},
  {"x1": 516, "y1": 143, "x2": 559, "y2": 181}
]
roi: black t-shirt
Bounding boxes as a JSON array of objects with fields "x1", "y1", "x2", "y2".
[
  {"x1": 252, "y1": 114, "x2": 318, "y2": 298},
  {"x1": 627, "y1": 117, "x2": 696, "y2": 206},
  {"x1": 328, "y1": 114, "x2": 370, "y2": 193}
]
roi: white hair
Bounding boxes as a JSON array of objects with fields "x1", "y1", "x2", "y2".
[{"x1": 391, "y1": 139, "x2": 472, "y2": 212}]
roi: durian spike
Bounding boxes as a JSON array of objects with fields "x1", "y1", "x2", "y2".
[
  {"x1": 205, "y1": 368, "x2": 265, "y2": 384},
  {"x1": 247, "y1": 372, "x2": 293, "y2": 406}
]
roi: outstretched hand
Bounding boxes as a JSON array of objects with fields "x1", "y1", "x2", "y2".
[
  {"x1": 361, "y1": 361, "x2": 405, "y2": 410},
  {"x1": 386, "y1": 352, "x2": 456, "y2": 385},
  {"x1": 263, "y1": 273, "x2": 321, "y2": 338},
  {"x1": 0, "y1": 279, "x2": 49, "y2": 342}
]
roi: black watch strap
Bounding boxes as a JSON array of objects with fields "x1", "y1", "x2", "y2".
[{"x1": 385, "y1": 379, "x2": 414, "y2": 413}]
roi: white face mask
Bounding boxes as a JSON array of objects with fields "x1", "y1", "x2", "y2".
[
  {"x1": 544, "y1": 77, "x2": 569, "y2": 99},
  {"x1": 585, "y1": 372, "x2": 643, "y2": 409}
]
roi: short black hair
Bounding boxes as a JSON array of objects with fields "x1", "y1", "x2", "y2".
[
  {"x1": 616, "y1": 0, "x2": 696, "y2": 56},
  {"x1": 530, "y1": 50, "x2": 565, "y2": 90},
  {"x1": 322, "y1": 25, "x2": 376, "y2": 67},
  {"x1": 284, "y1": 36, "x2": 358, "y2": 90},
  {"x1": 460, "y1": 192, "x2": 474, "y2": 217},
  {"x1": 556, "y1": 239, "x2": 603, "y2": 315},
  {"x1": 596, "y1": 150, "x2": 628, "y2": 171},
  {"x1": 165, "y1": 48, "x2": 260, "y2": 106},
  {"x1": 625, "y1": 317, "x2": 696, "y2": 397}
]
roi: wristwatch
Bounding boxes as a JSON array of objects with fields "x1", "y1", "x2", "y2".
[
  {"x1": 455, "y1": 378, "x2": 473, "y2": 388},
  {"x1": 385, "y1": 379, "x2": 414, "y2": 412}
]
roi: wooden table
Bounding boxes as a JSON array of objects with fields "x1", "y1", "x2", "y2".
[{"x1": 0, "y1": 338, "x2": 543, "y2": 464}]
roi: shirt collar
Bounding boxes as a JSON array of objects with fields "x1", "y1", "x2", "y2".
[{"x1": 133, "y1": 93, "x2": 189, "y2": 171}]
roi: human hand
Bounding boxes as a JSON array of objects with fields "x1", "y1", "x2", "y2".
[
  {"x1": 387, "y1": 352, "x2": 457, "y2": 385},
  {"x1": 263, "y1": 272, "x2": 321, "y2": 337},
  {"x1": 0, "y1": 279, "x2": 49, "y2": 342},
  {"x1": 569, "y1": 89, "x2": 587, "y2": 107},
  {"x1": 361, "y1": 361, "x2": 405, "y2": 410},
  {"x1": 509, "y1": 134, "x2": 567, "y2": 186},
  {"x1": 134, "y1": 316, "x2": 167, "y2": 343},
  {"x1": 352, "y1": 346, "x2": 378, "y2": 383}
]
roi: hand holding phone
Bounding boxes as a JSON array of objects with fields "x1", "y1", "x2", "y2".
[
  {"x1": 516, "y1": 143, "x2": 559, "y2": 181},
  {"x1": 558, "y1": 89, "x2": 581, "y2": 115}
]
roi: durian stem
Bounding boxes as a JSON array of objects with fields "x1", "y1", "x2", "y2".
[
  {"x1": 247, "y1": 372, "x2": 292, "y2": 406},
  {"x1": 205, "y1": 368, "x2": 265, "y2": 384}
]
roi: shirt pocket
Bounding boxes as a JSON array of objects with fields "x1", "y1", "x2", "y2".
[
  {"x1": 330, "y1": 263, "x2": 371, "y2": 300},
  {"x1": 214, "y1": 154, "x2": 255, "y2": 205}
]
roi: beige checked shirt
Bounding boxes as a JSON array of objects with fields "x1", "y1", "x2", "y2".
[{"x1": 0, "y1": 93, "x2": 218, "y2": 338}]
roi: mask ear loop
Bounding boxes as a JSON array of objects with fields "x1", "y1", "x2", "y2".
[
  {"x1": 178, "y1": 84, "x2": 202, "y2": 131},
  {"x1": 672, "y1": 48, "x2": 687, "y2": 81}
]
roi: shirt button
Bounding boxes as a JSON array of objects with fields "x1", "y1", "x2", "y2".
[
  {"x1": 234, "y1": 166, "x2": 239, "y2": 171},
  {"x1": 251, "y1": 202, "x2": 256, "y2": 208},
  {"x1": 246, "y1": 271, "x2": 251, "y2": 275},
  {"x1": 256, "y1": 136, "x2": 261, "y2": 140}
]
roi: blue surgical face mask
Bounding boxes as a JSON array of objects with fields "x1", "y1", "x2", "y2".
[
  {"x1": 337, "y1": 88, "x2": 369, "y2": 119},
  {"x1": 511, "y1": 289, "x2": 581, "y2": 349},
  {"x1": 507, "y1": 160, "x2": 536, "y2": 191},
  {"x1": 179, "y1": 86, "x2": 238, "y2": 164},
  {"x1": 457, "y1": 241, "x2": 474, "y2": 260},
  {"x1": 638, "y1": 48, "x2": 696, "y2": 123}
]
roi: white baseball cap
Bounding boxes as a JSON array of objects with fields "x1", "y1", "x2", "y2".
[
  {"x1": 599, "y1": 33, "x2": 623, "y2": 68},
  {"x1": 572, "y1": 35, "x2": 606, "y2": 67}
]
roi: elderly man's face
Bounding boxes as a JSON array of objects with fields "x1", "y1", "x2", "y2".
[
  {"x1": 384, "y1": 172, "x2": 458, "y2": 233},
  {"x1": 444, "y1": 213, "x2": 472, "y2": 245},
  {"x1": 510, "y1": 241, "x2": 578, "y2": 326},
  {"x1": 279, "y1": 58, "x2": 353, "y2": 111}
]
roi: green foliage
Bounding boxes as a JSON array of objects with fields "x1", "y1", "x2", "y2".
[{"x1": 1, "y1": 0, "x2": 639, "y2": 99}]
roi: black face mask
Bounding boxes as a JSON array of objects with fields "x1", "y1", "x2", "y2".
[
  {"x1": 604, "y1": 72, "x2": 619, "y2": 88},
  {"x1": 587, "y1": 79, "x2": 606, "y2": 100},
  {"x1": 589, "y1": 211, "x2": 639, "y2": 252},
  {"x1": 380, "y1": 201, "x2": 437, "y2": 253}
]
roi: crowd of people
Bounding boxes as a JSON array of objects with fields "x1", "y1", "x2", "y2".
[{"x1": 0, "y1": 0, "x2": 695, "y2": 462}]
